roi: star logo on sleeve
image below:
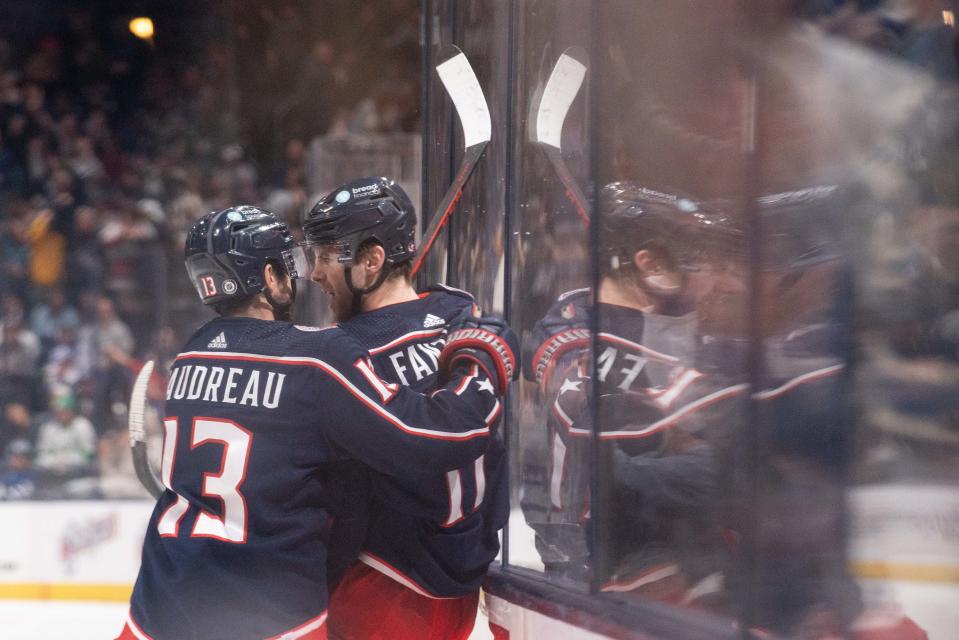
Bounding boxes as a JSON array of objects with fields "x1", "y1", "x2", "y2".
[
  {"x1": 559, "y1": 378, "x2": 582, "y2": 395},
  {"x1": 476, "y1": 377, "x2": 495, "y2": 394}
]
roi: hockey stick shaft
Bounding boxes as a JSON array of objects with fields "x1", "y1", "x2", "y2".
[
  {"x1": 543, "y1": 146, "x2": 590, "y2": 227},
  {"x1": 411, "y1": 141, "x2": 488, "y2": 277},
  {"x1": 536, "y1": 47, "x2": 589, "y2": 227},
  {"x1": 411, "y1": 45, "x2": 491, "y2": 279},
  {"x1": 128, "y1": 359, "x2": 165, "y2": 499}
]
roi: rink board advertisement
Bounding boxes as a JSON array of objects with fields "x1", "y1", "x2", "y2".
[
  {"x1": 484, "y1": 486, "x2": 959, "y2": 640},
  {"x1": 848, "y1": 485, "x2": 959, "y2": 640},
  {"x1": 0, "y1": 501, "x2": 153, "y2": 601}
]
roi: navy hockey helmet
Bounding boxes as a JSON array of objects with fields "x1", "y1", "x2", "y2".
[
  {"x1": 184, "y1": 205, "x2": 308, "y2": 306},
  {"x1": 757, "y1": 184, "x2": 846, "y2": 273},
  {"x1": 599, "y1": 181, "x2": 733, "y2": 274},
  {"x1": 303, "y1": 176, "x2": 417, "y2": 268}
]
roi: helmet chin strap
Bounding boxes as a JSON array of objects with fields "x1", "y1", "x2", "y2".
[{"x1": 344, "y1": 265, "x2": 391, "y2": 317}]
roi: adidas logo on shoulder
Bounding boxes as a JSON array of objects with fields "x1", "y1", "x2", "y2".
[
  {"x1": 207, "y1": 332, "x2": 228, "y2": 349},
  {"x1": 423, "y1": 314, "x2": 445, "y2": 328}
]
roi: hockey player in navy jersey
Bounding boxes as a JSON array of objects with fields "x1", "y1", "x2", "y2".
[
  {"x1": 302, "y1": 177, "x2": 509, "y2": 640},
  {"x1": 522, "y1": 182, "x2": 748, "y2": 599},
  {"x1": 115, "y1": 205, "x2": 518, "y2": 640},
  {"x1": 526, "y1": 182, "x2": 927, "y2": 638}
]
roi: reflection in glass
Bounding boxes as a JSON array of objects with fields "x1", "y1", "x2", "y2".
[
  {"x1": 508, "y1": 0, "x2": 592, "y2": 578},
  {"x1": 464, "y1": 0, "x2": 958, "y2": 638},
  {"x1": 591, "y1": 186, "x2": 748, "y2": 609}
]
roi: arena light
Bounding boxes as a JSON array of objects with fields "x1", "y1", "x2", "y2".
[{"x1": 129, "y1": 17, "x2": 155, "y2": 41}]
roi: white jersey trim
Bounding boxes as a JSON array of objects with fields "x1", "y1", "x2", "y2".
[
  {"x1": 266, "y1": 611, "x2": 328, "y2": 640},
  {"x1": 126, "y1": 613, "x2": 154, "y2": 640},
  {"x1": 557, "y1": 287, "x2": 590, "y2": 301},
  {"x1": 176, "y1": 351, "x2": 490, "y2": 441},
  {"x1": 359, "y1": 552, "x2": 460, "y2": 600},
  {"x1": 601, "y1": 563, "x2": 680, "y2": 593},
  {"x1": 752, "y1": 364, "x2": 844, "y2": 400},
  {"x1": 368, "y1": 328, "x2": 445, "y2": 355},
  {"x1": 598, "y1": 332, "x2": 680, "y2": 364},
  {"x1": 601, "y1": 383, "x2": 749, "y2": 440}
]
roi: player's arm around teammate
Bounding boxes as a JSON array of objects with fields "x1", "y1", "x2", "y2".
[
  {"x1": 117, "y1": 205, "x2": 517, "y2": 640},
  {"x1": 303, "y1": 178, "x2": 513, "y2": 640}
]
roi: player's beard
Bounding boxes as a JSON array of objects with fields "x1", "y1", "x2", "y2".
[
  {"x1": 265, "y1": 280, "x2": 296, "y2": 322},
  {"x1": 330, "y1": 269, "x2": 367, "y2": 322},
  {"x1": 326, "y1": 284, "x2": 356, "y2": 322}
]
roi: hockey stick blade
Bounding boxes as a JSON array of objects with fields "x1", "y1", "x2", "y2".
[
  {"x1": 535, "y1": 46, "x2": 589, "y2": 227},
  {"x1": 128, "y1": 359, "x2": 164, "y2": 499},
  {"x1": 412, "y1": 45, "x2": 491, "y2": 278}
]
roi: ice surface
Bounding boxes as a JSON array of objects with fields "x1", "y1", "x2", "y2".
[{"x1": 0, "y1": 599, "x2": 494, "y2": 639}]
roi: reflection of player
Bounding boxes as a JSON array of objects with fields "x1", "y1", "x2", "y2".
[
  {"x1": 523, "y1": 182, "x2": 744, "y2": 596},
  {"x1": 726, "y1": 186, "x2": 927, "y2": 640},
  {"x1": 303, "y1": 178, "x2": 510, "y2": 640},
  {"x1": 115, "y1": 206, "x2": 517, "y2": 640}
]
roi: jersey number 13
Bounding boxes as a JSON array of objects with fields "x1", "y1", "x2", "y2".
[{"x1": 156, "y1": 417, "x2": 252, "y2": 543}]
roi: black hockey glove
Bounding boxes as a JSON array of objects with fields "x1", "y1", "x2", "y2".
[{"x1": 439, "y1": 309, "x2": 520, "y2": 395}]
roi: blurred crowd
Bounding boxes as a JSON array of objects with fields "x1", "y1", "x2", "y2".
[{"x1": 0, "y1": 1, "x2": 421, "y2": 500}]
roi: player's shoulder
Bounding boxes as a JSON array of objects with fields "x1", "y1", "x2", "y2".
[
  {"x1": 421, "y1": 283, "x2": 475, "y2": 306},
  {"x1": 525, "y1": 288, "x2": 592, "y2": 383},
  {"x1": 536, "y1": 287, "x2": 591, "y2": 334},
  {"x1": 557, "y1": 287, "x2": 590, "y2": 303},
  {"x1": 181, "y1": 316, "x2": 356, "y2": 362},
  {"x1": 283, "y1": 323, "x2": 364, "y2": 360},
  {"x1": 419, "y1": 283, "x2": 476, "y2": 320}
]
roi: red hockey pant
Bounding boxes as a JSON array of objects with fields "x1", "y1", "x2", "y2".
[{"x1": 328, "y1": 562, "x2": 479, "y2": 640}]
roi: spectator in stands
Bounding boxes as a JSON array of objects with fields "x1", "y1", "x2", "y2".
[
  {"x1": 43, "y1": 325, "x2": 82, "y2": 393},
  {"x1": 0, "y1": 439, "x2": 36, "y2": 500},
  {"x1": 0, "y1": 401, "x2": 36, "y2": 456},
  {"x1": 0, "y1": 214, "x2": 29, "y2": 301},
  {"x1": 25, "y1": 205, "x2": 66, "y2": 292},
  {"x1": 64, "y1": 205, "x2": 104, "y2": 295},
  {"x1": 0, "y1": 290, "x2": 26, "y2": 325},
  {"x1": 98, "y1": 200, "x2": 159, "y2": 317},
  {"x1": 75, "y1": 295, "x2": 133, "y2": 434},
  {"x1": 69, "y1": 136, "x2": 104, "y2": 187},
  {"x1": 29, "y1": 286, "x2": 79, "y2": 353},
  {"x1": 265, "y1": 162, "x2": 307, "y2": 226},
  {"x1": 23, "y1": 37, "x2": 62, "y2": 86},
  {"x1": 274, "y1": 137, "x2": 306, "y2": 188},
  {"x1": 165, "y1": 168, "x2": 205, "y2": 241},
  {"x1": 0, "y1": 129, "x2": 18, "y2": 191},
  {"x1": 33, "y1": 391, "x2": 97, "y2": 495},
  {"x1": 0, "y1": 314, "x2": 42, "y2": 407},
  {"x1": 0, "y1": 1, "x2": 426, "y2": 501}
]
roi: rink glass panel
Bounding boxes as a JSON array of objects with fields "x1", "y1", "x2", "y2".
[
  {"x1": 504, "y1": 0, "x2": 593, "y2": 583},
  {"x1": 589, "y1": 0, "x2": 751, "y2": 625},
  {"x1": 430, "y1": 0, "x2": 959, "y2": 638},
  {"x1": 418, "y1": 0, "x2": 457, "y2": 286}
]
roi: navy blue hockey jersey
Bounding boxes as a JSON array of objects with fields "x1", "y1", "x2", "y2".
[
  {"x1": 525, "y1": 287, "x2": 848, "y2": 601},
  {"x1": 126, "y1": 315, "x2": 501, "y2": 640},
  {"x1": 335, "y1": 284, "x2": 509, "y2": 597},
  {"x1": 523, "y1": 288, "x2": 745, "y2": 588}
]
